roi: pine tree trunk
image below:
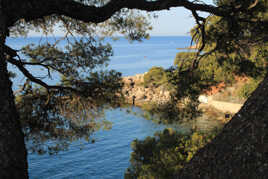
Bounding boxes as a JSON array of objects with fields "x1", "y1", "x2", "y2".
[
  {"x1": 0, "y1": 11, "x2": 28, "y2": 178},
  {"x1": 177, "y1": 73, "x2": 268, "y2": 178}
]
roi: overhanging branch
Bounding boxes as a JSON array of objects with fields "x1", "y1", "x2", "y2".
[
  {"x1": 191, "y1": 10, "x2": 206, "y2": 69},
  {"x1": 5, "y1": 0, "x2": 228, "y2": 27},
  {"x1": 7, "y1": 57, "x2": 78, "y2": 93}
]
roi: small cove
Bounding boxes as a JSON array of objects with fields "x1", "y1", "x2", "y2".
[{"x1": 7, "y1": 36, "x2": 223, "y2": 178}]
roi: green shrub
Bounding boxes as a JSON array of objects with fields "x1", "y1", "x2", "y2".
[
  {"x1": 124, "y1": 129, "x2": 217, "y2": 179},
  {"x1": 239, "y1": 79, "x2": 260, "y2": 99},
  {"x1": 143, "y1": 67, "x2": 168, "y2": 87},
  {"x1": 174, "y1": 52, "x2": 197, "y2": 67}
]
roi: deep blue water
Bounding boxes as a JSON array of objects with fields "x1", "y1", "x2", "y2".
[
  {"x1": 7, "y1": 36, "x2": 192, "y2": 89},
  {"x1": 105, "y1": 36, "x2": 191, "y2": 76},
  {"x1": 27, "y1": 108, "x2": 172, "y2": 179},
  {"x1": 6, "y1": 36, "x2": 206, "y2": 178},
  {"x1": 7, "y1": 37, "x2": 191, "y2": 77}
]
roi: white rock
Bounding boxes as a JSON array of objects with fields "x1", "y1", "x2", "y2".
[{"x1": 198, "y1": 95, "x2": 208, "y2": 103}]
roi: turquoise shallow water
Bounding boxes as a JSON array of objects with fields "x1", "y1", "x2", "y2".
[{"x1": 7, "y1": 36, "x2": 216, "y2": 178}]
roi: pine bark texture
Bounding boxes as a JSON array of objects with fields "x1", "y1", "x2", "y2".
[
  {"x1": 0, "y1": 9, "x2": 28, "y2": 179},
  {"x1": 177, "y1": 73, "x2": 268, "y2": 178}
]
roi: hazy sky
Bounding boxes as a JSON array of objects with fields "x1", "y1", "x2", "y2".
[
  {"x1": 149, "y1": 0, "x2": 214, "y2": 36},
  {"x1": 149, "y1": 7, "x2": 196, "y2": 36}
]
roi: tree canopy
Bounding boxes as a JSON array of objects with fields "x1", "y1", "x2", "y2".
[{"x1": 7, "y1": 3, "x2": 154, "y2": 155}]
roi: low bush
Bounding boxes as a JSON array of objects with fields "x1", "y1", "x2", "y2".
[
  {"x1": 143, "y1": 67, "x2": 168, "y2": 87},
  {"x1": 125, "y1": 129, "x2": 217, "y2": 179}
]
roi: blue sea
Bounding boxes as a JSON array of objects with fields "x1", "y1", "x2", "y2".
[
  {"x1": 7, "y1": 36, "x2": 215, "y2": 178},
  {"x1": 7, "y1": 36, "x2": 192, "y2": 83}
]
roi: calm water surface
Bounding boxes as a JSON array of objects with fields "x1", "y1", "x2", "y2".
[{"x1": 27, "y1": 108, "x2": 168, "y2": 179}]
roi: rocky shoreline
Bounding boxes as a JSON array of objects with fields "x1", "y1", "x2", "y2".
[
  {"x1": 122, "y1": 73, "x2": 170, "y2": 106},
  {"x1": 121, "y1": 73, "x2": 243, "y2": 114}
]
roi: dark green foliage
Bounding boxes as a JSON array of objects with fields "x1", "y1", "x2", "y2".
[
  {"x1": 140, "y1": 11, "x2": 267, "y2": 125},
  {"x1": 125, "y1": 1, "x2": 268, "y2": 178},
  {"x1": 163, "y1": 48, "x2": 267, "y2": 123},
  {"x1": 10, "y1": 8, "x2": 153, "y2": 41},
  {"x1": 236, "y1": 45, "x2": 268, "y2": 99},
  {"x1": 238, "y1": 78, "x2": 261, "y2": 99},
  {"x1": 21, "y1": 38, "x2": 113, "y2": 78},
  {"x1": 185, "y1": 0, "x2": 268, "y2": 104},
  {"x1": 174, "y1": 47, "x2": 267, "y2": 87},
  {"x1": 125, "y1": 128, "x2": 217, "y2": 179},
  {"x1": 141, "y1": 61, "x2": 209, "y2": 124},
  {"x1": 153, "y1": 0, "x2": 268, "y2": 124},
  {"x1": 140, "y1": 98, "x2": 202, "y2": 125},
  {"x1": 8, "y1": 71, "x2": 16, "y2": 78},
  {"x1": 202, "y1": 0, "x2": 268, "y2": 55},
  {"x1": 143, "y1": 67, "x2": 168, "y2": 88},
  {"x1": 173, "y1": 52, "x2": 196, "y2": 67},
  {"x1": 16, "y1": 69, "x2": 123, "y2": 154},
  {"x1": 13, "y1": 36, "x2": 127, "y2": 154}
]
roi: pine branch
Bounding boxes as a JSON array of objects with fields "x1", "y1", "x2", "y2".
[
  {"x1": 7, "y1": 57, "x2": 78, "y2": 93},
  {"x1": 5, "y1": 0, "x2": 227, "y2": 27}
]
